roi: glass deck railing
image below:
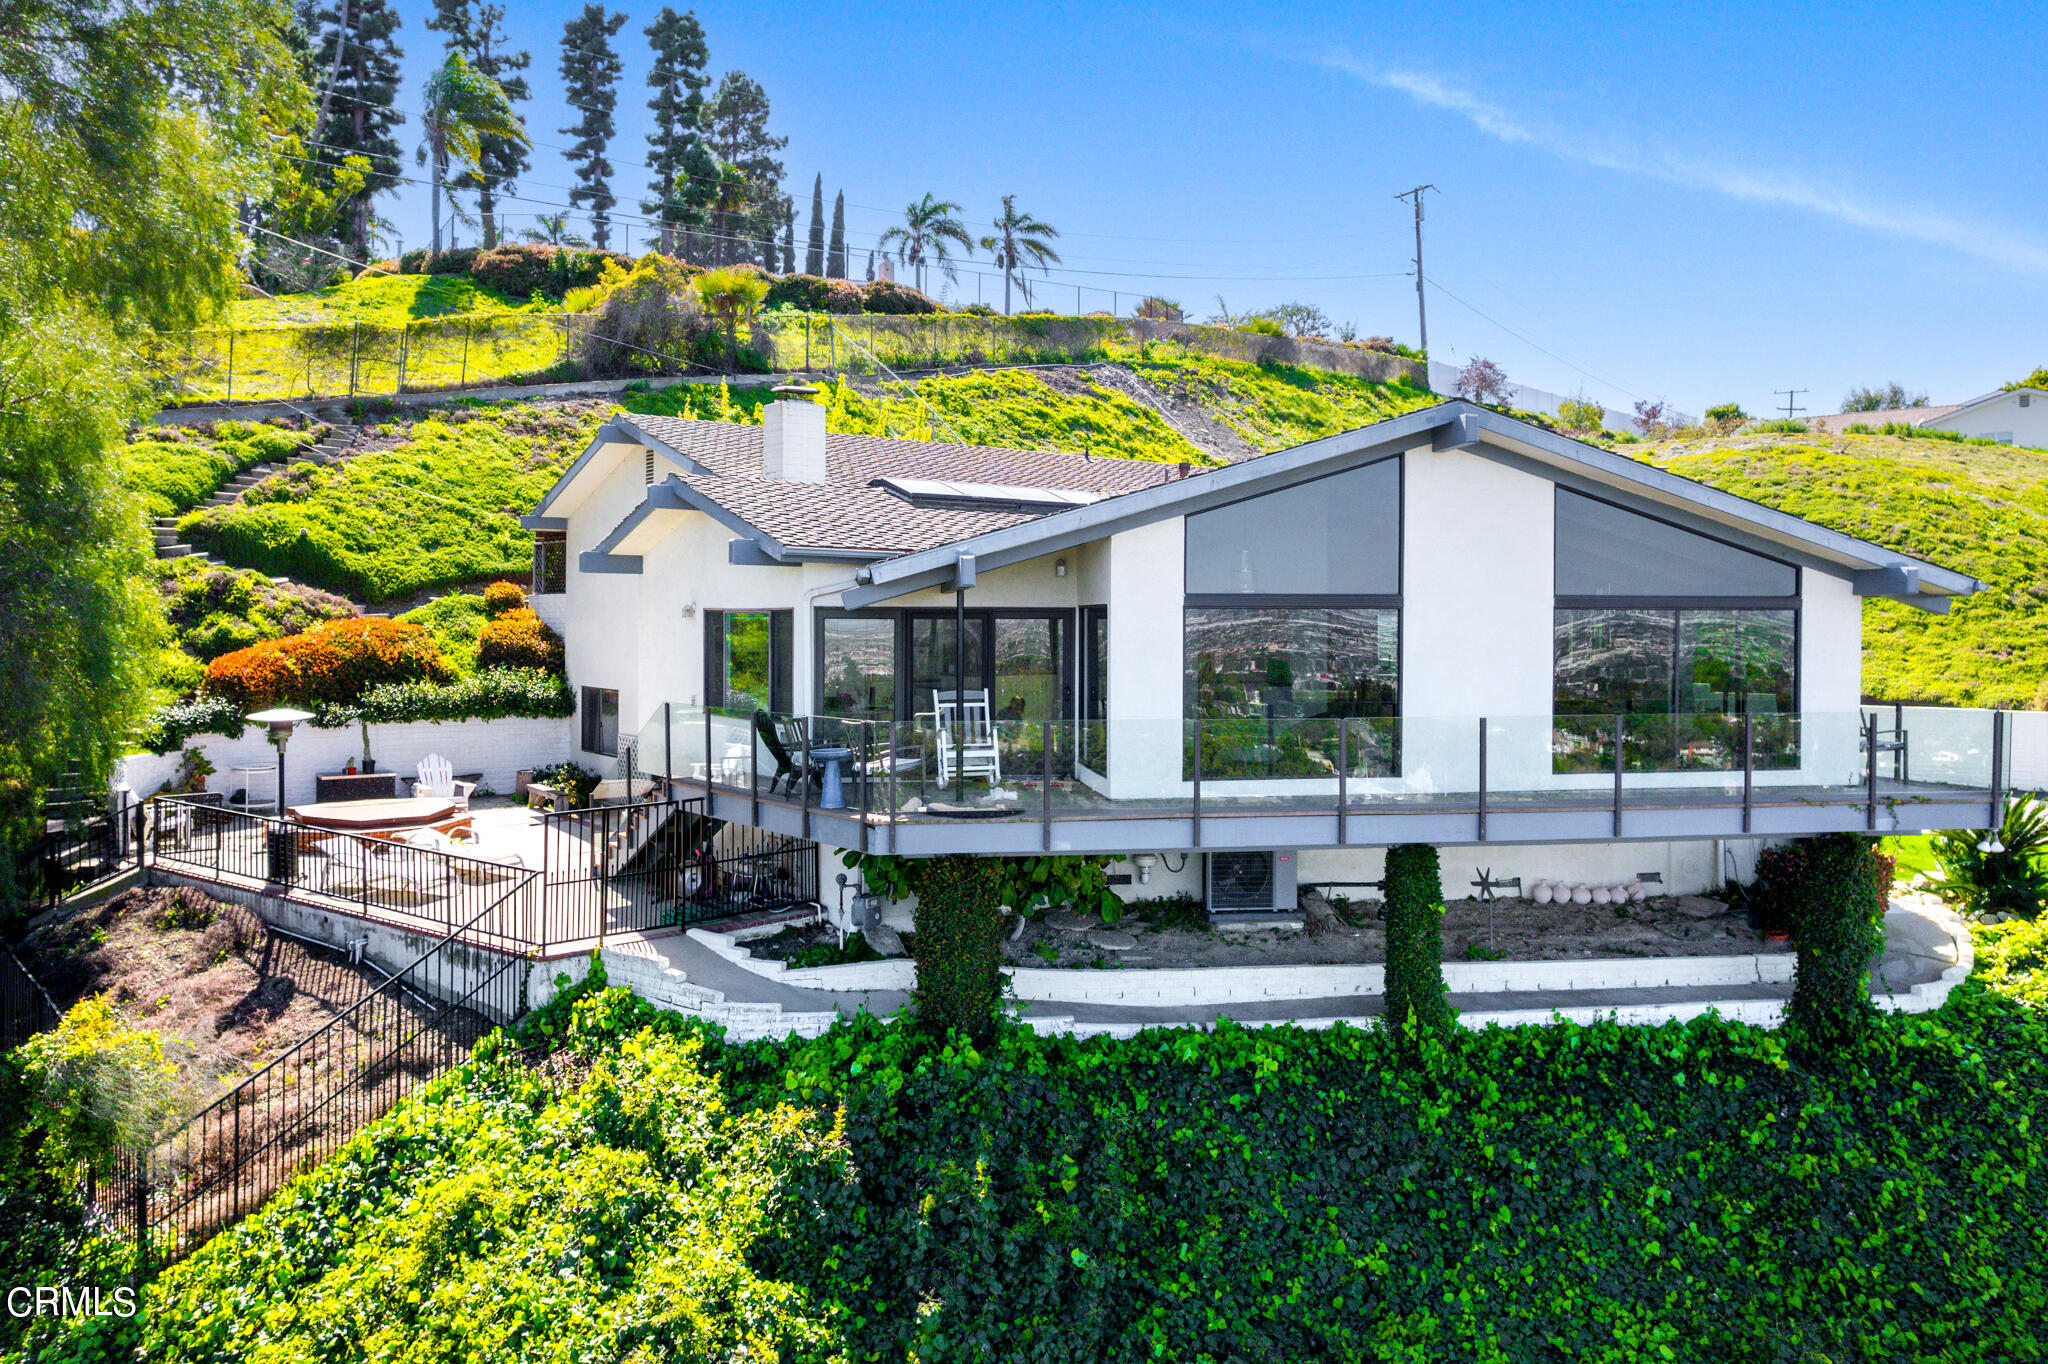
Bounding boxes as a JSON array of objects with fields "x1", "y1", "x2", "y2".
[{"x1": 620, "y1": 704, "x2": 2017, "y2": 836}]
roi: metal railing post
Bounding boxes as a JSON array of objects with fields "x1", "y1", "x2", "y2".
[
  {"x1": 750, "y1": 708, "x2": 761, "y2": 826},
  {"x1": 1337, "y1": 719, "x2": 1349, "y2": 846},
  {"x1": 799, "y1": 716, "x2": 812, "y2": 840},
  {"x1": 858, "y1": 723, "x2": 871, "y2": 854},
  {"x1": 1866, "y1": 710, "x2": 1880, "y2": 831},
  {"x1": 460, "y1": 315, "x2": 471, "y2": 388},
  {"x1": 888, "y1": 720, "x2": 899, "y2": 854},
  {"x1": 1042, "y1": 721, "x2": 1053, "y2": 851},
  {"x1": 702, "y1": 706, "x2": 714, "y2": 805},
  {"x1": 662, "y1": 702, "x2": 673, "y2": 792},
  {"x1": 1742, "y1": 714, "x2": 1754, "y2": 834},
  {"x1": 225, "y1": 329, "x2": 235, "y2": 405},
  {"x1": 1477, "y1": 717, "x2": 1488, "y2": 843},
  {"x1": 1989, "y1": 709, "x2": 2006, "y2": 833},
  {"x1": 1191, "y1": 720, "x2": 1203, "y2": 849},
  {"x1": 1612, "y1": 714, "x2": 1625, "y2": 838}
]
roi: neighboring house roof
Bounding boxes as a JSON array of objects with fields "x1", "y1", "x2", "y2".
[
  {"x1": 1807, "y1": 405, "x2": 1960, "y2": 434},
  {"x1": 1919, "y1": 387, "x2": 2039, "y2": 429}
]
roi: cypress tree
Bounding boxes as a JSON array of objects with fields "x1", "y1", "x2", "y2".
[
  {"x1": 804, "y1": 173, "x2": 825, "y2": 276},
  {"x1": 641, "y1": 6, "x2": 712, "y2": 255},
  {"x1": 308, "y1": 0, "x2": 406, "y2": 261},
  {"x1": 826, "y1": 190, "x2": 846, "y2": 278},
  {"x1": 558, "y1": 4, "x2": 627, "y2": 249},
  {"x1": 426, "y1": 0, "x2": 531, "y2": 249},
  {"x1": 780, "y1": 203, "x2": 795, "y2": 274}
]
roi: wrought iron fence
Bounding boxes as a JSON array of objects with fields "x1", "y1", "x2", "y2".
[
  {"x1": 96, "y1": 874, "x2": 535, "y2": 1270},
  {"x1": 19, "y1": 793, "x2": 134, "y2": 913},
  {"x1": 537, "y1": 794, "x2": 819, "y2": 946},
  {"x1": 0, "y1": 944, "x2": 61, "y2": 1049},
  {"x1": 150, "y1": 798, "x2": 540, "y2": 947}
]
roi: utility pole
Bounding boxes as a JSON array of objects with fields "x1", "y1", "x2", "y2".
[
  {"x1": 1395, "y1": 184, "x2": 1436, "y2": 358},
  {"x1": 1774, "y1": 388, "x2": 1808, "y2": 420}
]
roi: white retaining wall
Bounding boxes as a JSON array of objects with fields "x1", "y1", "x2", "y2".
[{"x1": 120, "y1": 715, "x2": 573, "y2": 808}]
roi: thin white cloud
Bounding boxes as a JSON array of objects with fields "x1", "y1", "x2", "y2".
[{"x1": 1318, "y1": 51, "x2": 2048, "y2": 277}]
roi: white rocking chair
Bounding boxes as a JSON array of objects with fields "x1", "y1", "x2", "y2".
[
  {"x1": 933, "y1": 689, "x2": 1003, "y2": 787},
  {"x1": 412, "y1": 753, "x2": 476, "y2": 810}
]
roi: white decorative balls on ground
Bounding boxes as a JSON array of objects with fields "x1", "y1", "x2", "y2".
[
  {"x1": 1626, "y1": 881, "x2": 1646, "y2": 902},
  {"x1": 1571, "y1": 885, "x2": 1592, "y2": 905},
  {"x1": 1531, "y1": 882, "x2": 1553, "y2": 904},
  {"x1": 1592, "y1": 886, "x2": 1613, "y2": 905}
]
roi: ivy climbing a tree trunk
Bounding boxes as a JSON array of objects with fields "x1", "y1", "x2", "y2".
[
  {"x1": 1383, "y1": 843, "x2": 1454, "y2": 1045},
  {"x1": 903, "y1": 854, "x2": 1011, "y2": 1041},
  {"x1": 1786, "y1": 833, "x2": 1891, "y2": 1045}
]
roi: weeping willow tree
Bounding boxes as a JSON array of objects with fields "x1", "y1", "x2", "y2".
[{"x1": 0, "y1": 0, "x2": 306, "y2": 912}]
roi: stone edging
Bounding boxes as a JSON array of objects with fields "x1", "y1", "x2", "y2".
[{"x1": 694, "y1": 924, "x2": 1797, "y2": 1008}]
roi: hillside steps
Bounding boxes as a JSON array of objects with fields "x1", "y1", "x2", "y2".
[
  {"x1": 597, "y1": 939, "x2": 841, "y2": 1042},
  {"x1": 148, "y1": 429, "x2": 360, "y2": 573}
]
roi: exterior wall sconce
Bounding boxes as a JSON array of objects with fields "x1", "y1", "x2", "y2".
[
  {"x1": 1054, "y1": 558, "x2": 1068, "y2": 578},
  {"x1": 1132, "y1": 852, "x2": 1158, "y2": 883}
]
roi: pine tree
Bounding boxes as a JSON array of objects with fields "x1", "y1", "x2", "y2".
[
  {"x1": 804, "y1": 173, "x2": 825, "y2": 276},
  {"x1": 826, "y1": 190, "x2": 846, "y2": 278},
  {"x1": 558, "y1": 4, "x2": 627, "y2": 249},
  {"x1": 308, "y1": 0, "x2": 405, "y2": 260},
  {"x1": 642, "y1": 6, "x2": 712, "y2": 256},
  {"x1": 704, "y1": 71, "x2": 785, "y2": 266},
  {"x1": 426, "y1": 1, "x2": 530, "y2": 248}
]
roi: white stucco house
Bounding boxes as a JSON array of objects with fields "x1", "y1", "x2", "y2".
[
  {"x1": 521, "y1": 385, "x2": 2000, "y2": 912},
  {"x1": 1812, "y1": 384, "x2": 2048, "y2": 447}
]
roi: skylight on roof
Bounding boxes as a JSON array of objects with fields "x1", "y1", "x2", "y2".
[{"x1": 872, "y1": 476, "x2": 1100, "y2": 512}]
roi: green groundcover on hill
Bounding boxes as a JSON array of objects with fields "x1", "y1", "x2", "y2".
[{"x1": 18, "y1": 921, "x2": 2048, "y2": 1364}]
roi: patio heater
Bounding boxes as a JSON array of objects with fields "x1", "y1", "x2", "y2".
[{"x1": 248, "y1": 707, "x2": 314, "y2": 881}]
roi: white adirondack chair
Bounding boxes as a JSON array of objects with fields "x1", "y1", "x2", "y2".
[
  {"x1": 319, "y1": 835, "x2": 430, "y2": 900},
  {"x1": 933, "y1": 689, "x2": 1002, "y2": 787},
  {"x1": 412, "y1": 753, "x2": 476, "y2": 810}
]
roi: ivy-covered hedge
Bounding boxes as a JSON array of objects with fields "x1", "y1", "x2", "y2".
[
  {"x1": 1384, "y1": 843, "x2": 1453, "y2": 1039},
  {"x1": 903, "y1": 854, "x2": 1010, "y2": 1039},
  {"x1": 1787, "y1": 834, "x2": 1892, "y2": 1042},
  {"x1": 135, "y1": 695, "x2": 246, "y2": 754},
  {"x1": 68, "y1": 970, "x2": 2048, "y2": 1363}
]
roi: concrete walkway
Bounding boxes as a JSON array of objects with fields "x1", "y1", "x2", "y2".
[{"x1": 542, "y1": 900, "x2": 1970, "y2": 1043}]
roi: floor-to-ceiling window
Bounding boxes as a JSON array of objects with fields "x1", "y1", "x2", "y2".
[
  {"x1": 1080, "y1": 605, "x2": 1108, "y2": 772},
  {"x1": 1552, "y1": 489, "x2": 1798, "y2": 771},
  {"x1": 1183, "y1": 458, "x2": 1403, "y2": 779},
  {"x1": 814, "y1": 609, "x2": 1070, "y2": 729}
]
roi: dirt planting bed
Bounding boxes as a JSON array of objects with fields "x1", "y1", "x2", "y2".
[{"x1": 1002, "y1": 892, "x2": 1786, "y2": 971}]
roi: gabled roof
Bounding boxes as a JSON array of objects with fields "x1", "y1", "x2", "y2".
[
  {"x1": 524, "y1": 409, "x2": 1170, "y2": 556},
  {"x1": 840, "y1": 401, "x2": 1983, "y2": 611},
  {"x1": 1920, "y1": 386, "x2": 2041, "y2": 429}
]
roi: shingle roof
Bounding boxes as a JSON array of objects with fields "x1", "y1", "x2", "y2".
[{"x1": 618, "y1": 413, "x2": 1175, "y2": 553}]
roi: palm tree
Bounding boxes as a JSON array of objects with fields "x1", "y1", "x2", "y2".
[
  {"x1": 877, "y1": 193, "x2": 973, "y2": 295},
  {"x1": 521, "y1": 213, "x2": 591, "y2": 248},
  {"x1": 693, "y1": 266, "x2": 770, "y2": 368},
  {"x1": 418, "y1": 51, "x2": 529, "y2": 260},
  {"x1": 978, "y1": 195, "x2": 1060, "y2": 316}
]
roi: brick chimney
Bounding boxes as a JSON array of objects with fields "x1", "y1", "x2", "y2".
[{"x1": 762, "y1": 381, "x2": 827, "y2": 482}]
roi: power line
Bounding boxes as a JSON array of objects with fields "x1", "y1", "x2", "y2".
[
  {"x1": 1421, "y1": 272, "x2": 1649, "y2": 405},
  {"x1": 1775, "y1": 388, "x2": 1808, "y2": 420}
]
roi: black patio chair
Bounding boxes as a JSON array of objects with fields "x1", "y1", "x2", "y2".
[{"x1": 752, "y1": 711, "x2": 822, "y2": 799}]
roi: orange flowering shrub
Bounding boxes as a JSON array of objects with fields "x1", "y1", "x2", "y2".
[
  {"x1": 476, "y1": 607, "x2": 564, "y2": 674},
  {"x1": 482, "y1": 580, "x2": 527, "y2": 616},
  {"x1": 205, "y1": 617, "x2": 454, "y2": 709}
]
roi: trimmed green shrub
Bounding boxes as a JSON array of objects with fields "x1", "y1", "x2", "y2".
[
  {"x1": 527, "y1": 759, "x2": 600, "y2": 806},
  {"x1": 1786, "y1": 834, "x2": 1892, "y2": 1042},
  {"x1": 475, "y1": 606, "x2": 564, "y2": 673},
  {"x1": 860, "y1": 279, "x2": 940, "y2": 314},
  {"x1": 905, "y1": 854, "x2": 1011, "y2": 1039},
  {"x1": 481, "y1": 579, "x2": 526, "y2": 615},
  {"x1": 312, "y1": 667, "x2": 573, "y2": 727},
  {"x1": 467, "y1": 243, "x2": 630, "y2": 299},
  {"x1": 763, "y1": 273, "x2": 865, "y2": 313},
  {"x1": 1384, "y1": 843, "x2": 1453, "y2": 1040},
  {"x1": 136, "y1": 694, "x2": 246, "y2": 754}
]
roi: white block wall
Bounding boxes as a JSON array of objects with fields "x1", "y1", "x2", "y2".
[{"x1": 120, "y1": 715, "x2": 573, "y2": 808}]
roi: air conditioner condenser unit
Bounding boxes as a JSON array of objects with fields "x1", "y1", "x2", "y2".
[{"x1": 1205, "y1": 850, "x2": 1298, "y2": 914}]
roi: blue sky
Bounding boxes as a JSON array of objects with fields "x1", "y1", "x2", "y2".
[{"x1": 378, "y1": 0, "x2": 2044, "y2": 417}]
